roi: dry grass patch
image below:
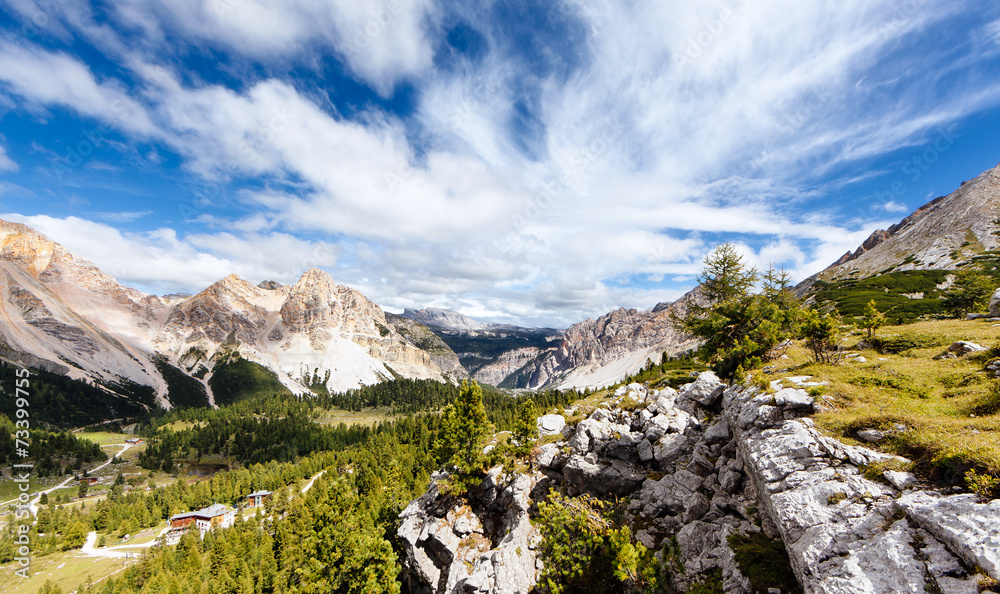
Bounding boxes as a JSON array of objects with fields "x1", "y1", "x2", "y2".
[
  {"x1": 315, "y1": 407, "x2": 393, "y2": 427},
  {"x1": 765, "y1": 319, "x2": 1000, "y2": 493}
]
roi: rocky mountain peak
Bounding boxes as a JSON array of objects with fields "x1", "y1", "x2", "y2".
[
  {"x1": 401, "y1": 307, "x2": 484, "y2": 331},
  {"x1": 810, "y1": 161, "x2": 1000, "y2": 283},
  {"x1": 0, "y1": 219, "x2": 57, "y2": 277}
]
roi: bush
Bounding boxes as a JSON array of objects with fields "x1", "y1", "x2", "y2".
[
  {"x1": 536, "y1": 491, "x2": 658, "y2": 594},
  {"x1": 800, "y1": 309, "x2": 842, "y2": 363},
  {"x1": 965, "y1": 469, "x2": 1000, "y2": 499},
  {"x1": 726, "y1": 532, "x2": 800, "y2": 593},
  {"x1": 867, "y1": 334, "x2": 947, "y2": 354}
]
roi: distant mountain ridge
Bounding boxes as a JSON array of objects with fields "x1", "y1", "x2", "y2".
[
  {"x1": 0, "y1": 218, "x2": 465, "y2": 417},
  {"x1": 804, "y1": 162, "x2": 1000, "y2": 287},
  {"x1": 403, "y1": 293, "x2": 702, "y2": 391}
]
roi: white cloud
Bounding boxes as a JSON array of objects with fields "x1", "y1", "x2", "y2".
[
  {"x1": 0, "y1": 143, "x2": 17, "y2": 172},
  {"x1": 110, "y1": 0, "x2": 438, "y2": 94},
  {"x1": 878, "y1": 201, "x2": 910, "y2": 214},
  {"x1": 1, "y1": 0, "x2": 997, "y2": 325},
  {"x1": 0, "y1": 40, "x2": 155, "y2": 136},
  {"x1": 0, "y1": 213, "x2": 339, "y2": 294}
]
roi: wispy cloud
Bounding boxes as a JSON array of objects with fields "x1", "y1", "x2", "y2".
[
  {"x1": 0, "y1": 0, "x2": 997, "y2": 326},
  {"x1": 0, "y1": 142, "x2": 16, "y2": 172},
  {"x1": 93, "y1": 210, "x2": 153, "y2": 223}
]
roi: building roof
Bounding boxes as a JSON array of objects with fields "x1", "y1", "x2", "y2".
[
  {"x1": 170, "y1": 503, "x2": 232, "y2": 522},
  {"x1": 247, "y1": 490, "x2": 272, "y2": 498}
]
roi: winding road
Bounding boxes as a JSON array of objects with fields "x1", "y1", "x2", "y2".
[{"x1": 1, "y1": 442, "x2": 133, "y2": 515}]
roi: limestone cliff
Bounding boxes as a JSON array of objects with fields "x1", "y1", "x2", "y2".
[
  {"x1": 399, "y1": 374, "x2": 998, "y2": 594},
  {"x1": 513, "y1": 289, "x2": 703, "y2": 390}
]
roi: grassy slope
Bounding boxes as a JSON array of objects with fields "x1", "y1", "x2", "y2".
[
  {"x1": 768, "y1": 318, "x2": 999, "y2": 484},
  {"x1": 810, "y1": 269, "x2": 950, "y2": 323},
  {"x1": 208, "y1": 355, "x2": 291, "y2": 407}
]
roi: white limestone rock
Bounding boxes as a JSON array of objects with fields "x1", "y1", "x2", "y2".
[
  {"x1": 898, "y1": 492, "x2": 1000, "y2": 580},
  {"x1": 536, "y1": 414, "x2": 566, "y2": 437},
  {"x1": 949, "y1": 341, "x2": 987, "y2": 355},
  {"x1": 990, "y1": 287, "x2": 1000, "y2": 317},
  {"x1": 883, "y1": 470, "x2": 918, "y2": 491},
  {"x1": 680, "y1": 371, "x2": 727, "y2": 406}
]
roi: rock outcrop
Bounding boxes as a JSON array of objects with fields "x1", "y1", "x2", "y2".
[
  {"x1": 399, "y1": 372, "x2": 999, "y2": 594},
  {"x1": 398, "y1": 469, "x2": 539, "y2": 594},
  {"x1": 402, "y1": 308, "x2": 485, "y2": 332}
]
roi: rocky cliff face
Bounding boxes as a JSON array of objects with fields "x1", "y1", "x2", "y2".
[
  {"x1": 470, "y1": 346, "x2": 549, "y2": 387},
  {"x1": 154, "y1": 267, "x2": 456, "y2": 394},
  {"x1": 0, "y1": 220, "x2": 171, "y2": 404},
  {"x1": 384, "y1": 313, "x2": 469, "y2": 380},
  {"x1": 399, "y1": 373, "x2": 998, "y2": 593},
  {"x1": 514, "y1": 290, "x2": 702, "y2": 390},
  {"x1": 401, "y1": 307, "x2": 485, "y2": 331},
  {"x1": 807, "y1": 162, "x2": 1000, "y2": 287},
  {"x1": 0, "y1": 218, "x2": 459, "y2": 411}
]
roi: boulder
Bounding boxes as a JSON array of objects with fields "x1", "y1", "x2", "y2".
[
  {"x1": 537, "y1": 414, "x2": 566, "y2": 437},
  {"x1": 883, "y1": 470, "x2": 917, "y2": 491},
  {"x1": 990, "y1": 287, "x2": 1000, "y2": 317},
  {"x1": 856, "y1": 429, "x2": 885, "y2": 443},
  {"x1": 680, "y1": 371, "x2": 727, "y2": 406},
  {"x1": 773, "y1": 388, "x2": 815, "y2": 412},
  {"x1": 653, "y1": 433, "x2": 691, "y2": 468},
  {"x1": 949, "y1": 341, "x2": 987, "y2": 355}
]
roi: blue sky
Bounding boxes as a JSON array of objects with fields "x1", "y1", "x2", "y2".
[{"x1": 1, "y1": 0, "x2": 1000, "y2": 327}]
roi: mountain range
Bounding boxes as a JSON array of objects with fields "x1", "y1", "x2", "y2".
[
  {"x1": 802, "y1": 162, "x2": 1000, "y2": 287},
  {"x1": 2, "y1": 162, "x2": 998, "y2": 421}
]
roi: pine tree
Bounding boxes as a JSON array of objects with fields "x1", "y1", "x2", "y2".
[
  {"x1": 860, "y1": 299, "x2": 885, "y2": 338},
  {"x1": 434, "y1": 380, "x2": 491, "y2": 492},
  {"x1": 678, "y1": 245, "x2": 802, "y2": 379},
  {"x1": 943, "y1": 270, "x2": 994, "y2": 317},
  {"x1": 512, "y1": 399, "x2": 538, "y2": 457}
]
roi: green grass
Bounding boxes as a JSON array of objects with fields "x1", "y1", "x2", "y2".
[
  {"x1": 0, "y1": 549, "x2": 134, "y2": 594},
  {"x1": 315, "y1": 407, "x2": 394, "y2": 427},
  {"x1": 76, "y1": 431, "x2": 128, "y2": 446},
  {"x1": 727, "y1": 532, "x2": 800, "y2": 593},
  {"x1": 208, "y1": 353, "x2": 292, "y2": 406},
  {"x1": 811, "y1": 269, "x2": 950, "y2": 324},
  {"x1": 769, "y1": 318, "x2": 1000, "y2": 490}
]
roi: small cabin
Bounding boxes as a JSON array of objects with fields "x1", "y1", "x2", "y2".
[{"x1": 245, "y1": 490, "x2": 272, "y2": 508}]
